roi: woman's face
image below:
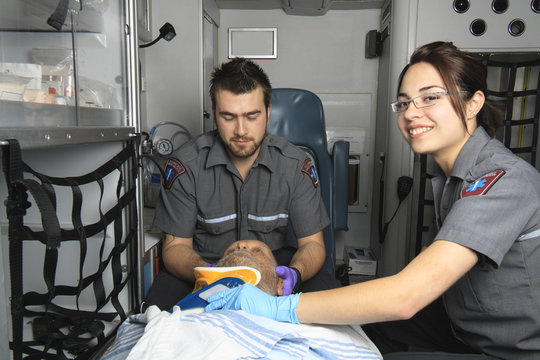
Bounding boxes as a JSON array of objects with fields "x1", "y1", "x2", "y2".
[{"x1": 397, "y1": 62, "x2": 475, "y2": 166}]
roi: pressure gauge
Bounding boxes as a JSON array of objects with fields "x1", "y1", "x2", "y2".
[{"x1": 155, "y1": 138, "x2": 173, "y2": 155}]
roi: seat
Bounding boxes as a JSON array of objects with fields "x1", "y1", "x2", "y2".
[{"x1": 267, "y1": 88, "x2": 349, "y2": 276}]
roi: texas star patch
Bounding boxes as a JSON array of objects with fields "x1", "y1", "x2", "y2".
[
  {"x1": 301, "y1": 158, "x2": 319, "y2": 187},
  {"x1": 163, "y1": 158, "x2": 185, "y2": 189},
  {"x1": 460, "y1": 170, "x2": 505, "y2": 198}
]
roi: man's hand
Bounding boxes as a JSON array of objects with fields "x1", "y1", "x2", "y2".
[
  {"x1": 204, "y1": 284, "x2": 300, "y2": 324},
  {"x1": 275, "y1": 266, "x2": 300, "y2": 295}
]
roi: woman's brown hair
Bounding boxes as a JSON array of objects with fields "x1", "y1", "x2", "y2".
[{"x1": 398, "y1": 41, "x2": 502, "y2": 137}]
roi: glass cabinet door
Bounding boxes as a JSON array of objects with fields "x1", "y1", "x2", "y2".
[{"x1": 0, "y1": 0, "x2": 137, "y2": 148}]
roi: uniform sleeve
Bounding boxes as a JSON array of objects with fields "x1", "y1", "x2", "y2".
[
  {"x1": 152, "y1": 157, "x2": 198, "y2": 238},
  {"x1": 288, "y1": 157, "x2": 330, "y2": 238},
  {"x1": 435, "y1": 166, "x2": 539, "y2": 266}
]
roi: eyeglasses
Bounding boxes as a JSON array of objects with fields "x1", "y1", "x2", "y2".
[{"x1": 390, "y1": 91, "x2": 451, "y2": 113}]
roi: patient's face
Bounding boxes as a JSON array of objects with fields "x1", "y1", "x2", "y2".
[{"x1": 217, "y1": 240, "x2": 283, "y2": 296}]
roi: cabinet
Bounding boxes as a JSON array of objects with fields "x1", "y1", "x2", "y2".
[
  {"x1": 0, "y1": 0, "x2": 140, "y2": 148},
  {"x1": 0, "y1": 1, "x2": 142, "y2": 358}
]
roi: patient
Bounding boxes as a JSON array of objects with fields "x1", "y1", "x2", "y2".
[
  {"x1": 101, "y1": 241, "x2": 382, "y2": 360},
  {"x1": 213, "y1": 240, "x2": 283, "y2": 296},
  {"x1": 172, "y1": 240, "x2": 284, "y2": 312}
]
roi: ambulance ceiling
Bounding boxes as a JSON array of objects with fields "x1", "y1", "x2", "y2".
[{"x1": 215, "y1": 0, "x2": 384, "y2": 15}]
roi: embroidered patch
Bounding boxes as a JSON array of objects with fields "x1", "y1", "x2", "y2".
[
  {"x1": 163, "y1": 158, "x2": 185, "y2": 189},
  {"x1": 301, "y1": 159, "x2": 319, "y2": 187},
  {"x1": 460, "y1": 170, "x2": 505, "y2": 198}
]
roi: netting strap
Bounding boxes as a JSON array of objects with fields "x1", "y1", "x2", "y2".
[
  {"x1": 2, "y1": 139, "x2": 138, "y2": 359},
  {"x1": 2, "y1": 140, "x2": 27, "y2": 360}
]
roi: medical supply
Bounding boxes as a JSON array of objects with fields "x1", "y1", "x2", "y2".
[
  {"x1": 343, "y1": 247, "x2": 377, "y2": 275},
  {"x1": 173, "y1": 266, "x2": 262, "y2": 313},
  {"x1": 174, "y1": 277, "x2": 246, "y2": 314}
]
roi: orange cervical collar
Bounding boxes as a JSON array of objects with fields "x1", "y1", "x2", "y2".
[{"x1": 192, "y1": 266, "x2": 261, "y2": 293}]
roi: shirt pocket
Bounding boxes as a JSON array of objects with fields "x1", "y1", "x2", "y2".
[
  {"x1": 195, "y1": 217, "x2": 237, "y2": 260},
  {"x1": 197, "y1": 216, "x2": 237, "y2": 235},
  {"x1": 247, "y1": 214, "x2": 289, "y2": 234},
  {"x1": 460, "y1": 262, "x2": 501, "y2": 313}
]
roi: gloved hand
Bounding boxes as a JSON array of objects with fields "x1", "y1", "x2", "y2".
[
  {"x1": 275, "y1": 266, "x2": 300, "y2": 296},
  {"x1": 204, "y1": 284, "x2": 300, "y2": 324},
  {"x1": 206, "y1": 263, "x2": 216, "y2": 267}
]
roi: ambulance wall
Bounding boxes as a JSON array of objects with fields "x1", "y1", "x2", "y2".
[
  {"x1": 217, "y1": 8, "x2": 382, "y2": 263},
  {"x1": 140, "y1": 0, "x2": 205, "y2": 140}
]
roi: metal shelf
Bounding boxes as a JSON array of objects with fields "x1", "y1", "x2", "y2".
[{"x1": 1, "y1": 126, "x2": 137, "y2": 149}]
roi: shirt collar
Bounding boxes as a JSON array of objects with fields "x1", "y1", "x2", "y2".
[
  {"x1": 448, "y1": 126, "x2": 490, "y2": 180},
  {"x1": 205, "y1": 131, "x2": 276, "y2": 173},
  {"x1": 252, "y1": 135, "x2": 276, "y2": 173},
  {"x1": 206, "y1": 131, "x2": 231, "y2": 168}
]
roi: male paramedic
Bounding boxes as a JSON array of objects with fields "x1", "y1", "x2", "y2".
[{"x1": 144, "y1": 57, "x2": 340, "y2": 310}]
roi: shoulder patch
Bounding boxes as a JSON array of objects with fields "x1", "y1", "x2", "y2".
[
  {"x1": 163, "y1": 158, "x2": 186, "y2": 189},
  {"x1": 301, "y1": 158, "x2": 319, "y2": 187},
  {"x1": 460, "y1": 170, "x2": 505, "y2": 198}
]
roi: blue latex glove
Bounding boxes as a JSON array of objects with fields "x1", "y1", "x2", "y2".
[
  {"x1": 275, "y1": 266, "x2": 298, "y2": 296},
  {"x1": 204, "y1": 284, "x2": 300, "y2": 324}
]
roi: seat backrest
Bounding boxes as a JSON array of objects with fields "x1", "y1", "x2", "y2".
[{"x1": 268, "y1": 88, "x2": 349, "y2": 276}]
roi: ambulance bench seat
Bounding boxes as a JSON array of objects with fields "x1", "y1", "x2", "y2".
[{"x1": 267, "y1": 88, "x2": 349, "y2": 276}]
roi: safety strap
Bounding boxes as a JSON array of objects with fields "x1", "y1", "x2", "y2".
[
  {"x1": 2, "y1": 139, "x2": 138, "y2": 359},
  {"x1": 2, "y1": 140, "x2": 27, "y2": 360},
  {"x1": 482, "y1": 56, "x2": 540, "y2": 166}
]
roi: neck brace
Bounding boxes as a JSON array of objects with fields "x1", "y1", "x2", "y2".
[
  {"x1": 193, "y1": 266, "x2": 261, "y2": 293},
  {"x1": 171, "y1": 266, "x2": 262, "y2": 313}
]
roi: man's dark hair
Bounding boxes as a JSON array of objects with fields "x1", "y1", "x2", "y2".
[{"x1": 210, "y1": 57, "x2": 272, "y2": 110}]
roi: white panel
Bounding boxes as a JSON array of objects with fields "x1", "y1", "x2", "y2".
[
  {"x1": 327, "y1": 127, "x2": 367, "y2": 155},
  {"x1": 228, "y1": 28, "x2": 277, "y2": 58},
  {"x1": 318, "y1": 93, "x2": 372, "y2": 128},
  {"x1": 416, "y1": 0, "x2": 540, "y2": 52}
]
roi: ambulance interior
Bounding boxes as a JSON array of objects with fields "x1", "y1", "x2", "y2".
[{"x1": 0, "y1": 0, "x2": 539, "y2": 358}]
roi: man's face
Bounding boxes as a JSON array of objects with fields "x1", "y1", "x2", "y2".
[
  {"x1": 218, "y1": 240, "x2": 282, "y2": 296},
  {"x1": 213, "y1": 87, "x2": 269, "y2": 162}
]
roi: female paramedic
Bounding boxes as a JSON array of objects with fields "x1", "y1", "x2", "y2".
[{"x1": 206, "y1": 41, "x2": 540, "y2": 360}]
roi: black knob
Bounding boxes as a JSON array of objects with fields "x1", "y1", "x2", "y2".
[
  {"x1": 453, "y1": 0, "x2": 470, "y2": 13},
  {"x1": 470, "y1": 19, "x2": 487, "y2": 36}
]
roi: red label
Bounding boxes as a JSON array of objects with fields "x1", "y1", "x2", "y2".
[
  {"x1": 301, "y1": 159, "x2": 319, "y2": 187},
  {"x1": 461, "y1": 170, "x2": 505, "y2": 198},
  {"x1": 163, "y1": 158, "x2": 185, "y2": 189}
]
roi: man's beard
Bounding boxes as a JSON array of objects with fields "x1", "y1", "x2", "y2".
[
  {"x1": 216, "y1": 249, "x2": 278, "y2": 296},
  {"x1": 219, "y1": 130, "x2": 266, "y2": 159}
]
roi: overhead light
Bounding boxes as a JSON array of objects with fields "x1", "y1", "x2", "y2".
[{"x1": 139, "y1": 22, "x2": 177, "y2": 48}]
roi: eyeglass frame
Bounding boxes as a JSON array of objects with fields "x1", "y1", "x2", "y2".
[{"x1": 390, "y1": 91, "x2": 456, "y2": 113}]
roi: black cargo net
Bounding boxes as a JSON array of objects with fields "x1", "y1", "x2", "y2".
[
  {"x1": 2, "y1": 139, "x2": 138, "y2": 360},
  {"x1": 415, "y1": 54, "x2": 540, "y2": 254}
]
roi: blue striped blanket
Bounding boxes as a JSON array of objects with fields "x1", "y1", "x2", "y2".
[{"x1": 101, "y1": 306, "x2": 382, "y2": 360}]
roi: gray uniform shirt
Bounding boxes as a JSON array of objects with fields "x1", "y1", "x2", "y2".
[
  {"x1": 153, "y1": 131, "x2": 330, "y2": 262},
  {"x1": 431, "y1": 127, "x2": 540, "y2": 359}
]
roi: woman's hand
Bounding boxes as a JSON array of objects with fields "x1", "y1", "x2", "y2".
[{"x1": 204, "y1": 284, "x2": 300, "y2": 324}]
